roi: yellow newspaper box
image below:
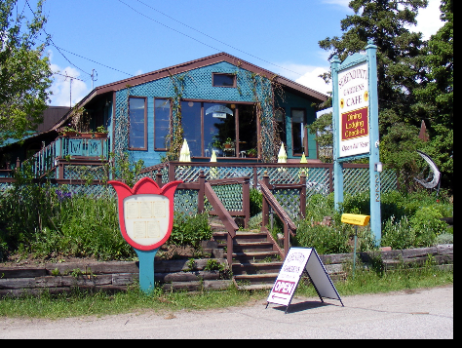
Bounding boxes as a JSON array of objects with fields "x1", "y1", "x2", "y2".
[{"x1": 341, "y1": 213, "x2": 370, "y2": 226}]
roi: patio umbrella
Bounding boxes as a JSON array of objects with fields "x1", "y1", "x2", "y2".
[{"x1": 179, "y1": 139, "x2": 191, "y2": 162}]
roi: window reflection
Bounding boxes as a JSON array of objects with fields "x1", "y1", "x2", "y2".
[
  {"x1": 204, "y1": 103, "x2": 235, "y2": 157},
  {"x1": 129, "y1": 97, "x2": 146, "y2": 149},
  {"x1": 181, "y1": 101, "x2": 201, "y2": 157},
  {"x1": 154, "y1": 99, "x2": 170, "y2": 149}
]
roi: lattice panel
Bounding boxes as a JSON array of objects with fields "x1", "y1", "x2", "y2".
[
  {"x1": 64, "y1": 165, "x2": 107, "y2": 181},
  {"x1": 343, "y1": 167, "x2": 370, "y2": 195},
  {"x1": 61, "y1": 184, "x2": 116, "y2": 198},
  {"x1": 305, "y1": 167, "x2": 331, "y2": 197},
  {"x1": 174, "y1": 189, "x2": 199, "y2": 216},
  {"x1": 256, "y1": 167, "x2": 303, "y2": 186},
  {"x1": 272, "y1": 188, "x2": 301, "y2": 221},
  {"x1": 0, "y1": 182, "x2": 14, "y2": 197},
  {"x1": 174, "y1": 165, "x2": 253, "y2": 182},
  {"x1": 380, "y1": 169, "x2": 398, "y2": 193},
  {"x1": 212, "y1": 184, "x2": 243, "y2": 212}
]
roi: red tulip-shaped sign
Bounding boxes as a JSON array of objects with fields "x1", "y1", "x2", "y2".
[
  {"x1": 109, "y1": 177, "x2": 182, "y2": 293},
  {"x1": 109, "y1": 177, "x2": 182, "y2": 251}
]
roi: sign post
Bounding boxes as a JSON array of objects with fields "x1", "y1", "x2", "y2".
[
  {"x1": 266, "y1": 247, "x2": 343, "y2": 314},
  {"x1": 109, "y1": 177, "x2": 182, "y2": 294},
  {"x1": 331, "y1": 40, "x2": 382, "y2": 245}
]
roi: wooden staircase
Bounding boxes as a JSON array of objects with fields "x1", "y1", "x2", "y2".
[{"x1": 212, "y1": 231, "x2": 283, "y2": 291}]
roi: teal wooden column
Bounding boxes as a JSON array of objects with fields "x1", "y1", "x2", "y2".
[
  {"x1": 366, "y1": 40, "x2": 382, "y2": 246},
  {"x1": 331, "y1": 55, "x2": 344, "y2": 210}
]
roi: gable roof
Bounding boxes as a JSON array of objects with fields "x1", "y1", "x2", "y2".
[{"x1": 51, "y1": 52, "x2": 328, "y2": 131}]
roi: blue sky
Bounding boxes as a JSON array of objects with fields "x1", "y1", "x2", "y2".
[{"x1": 18, "y1": 0, "x2": 444, "y2": 106}]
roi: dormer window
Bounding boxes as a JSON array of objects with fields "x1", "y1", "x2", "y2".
[{"x1": 212, "y1": 73, "x2": 236, "y2": 87}]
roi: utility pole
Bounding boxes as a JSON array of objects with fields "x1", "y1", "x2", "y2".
[{"x1": 91, "y1": 69, "x2": 98, "y2": 90}]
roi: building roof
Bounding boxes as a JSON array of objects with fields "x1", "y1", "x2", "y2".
[{"x1": 50, "y1": 52, "x2": 329, "y2": 132}]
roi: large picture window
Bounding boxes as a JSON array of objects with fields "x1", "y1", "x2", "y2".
[
  {"x1": 181, "y1": 101, "x2": 257, "y2": 158},
  {"x1": 154, "y1": 98, "x2": 171, "y2": 150},
  {"x1": 129, "y1": 97, "x2": 147, "y2": 150}
]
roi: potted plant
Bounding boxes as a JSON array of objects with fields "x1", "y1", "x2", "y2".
[
  {"x1": 61, "y1": 126, "x2": 78, "y2": 137},
  {"x1": 223, "y1": 137, "x2": 234, "y2": 149},
  {"x1": 94, "y1": 125, "x2": 109, "y2": 138},
  {"x1": 247, "y1": 148, "x2": 257, "y2": 158}
]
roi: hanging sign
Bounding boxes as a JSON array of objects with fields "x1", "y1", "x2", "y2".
[
  {"x1": 266, "y1": 247, "x2": 343, "y2": 313},
  {"x1": 109, "y1": 177, "x2": 182, "y2": 293},
  {"x1": 337, "y1": 61, "x2": 370, "y2": 158}
]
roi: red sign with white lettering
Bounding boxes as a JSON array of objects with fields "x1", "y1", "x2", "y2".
[{"x1": 341, "y1": 106, "x2": 369, "y2": 141}]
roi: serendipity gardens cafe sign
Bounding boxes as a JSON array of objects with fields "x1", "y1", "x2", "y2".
[
  {"x1": 109, "y1": 177, "x2": 182, "y2": 294},
  {"x1": 338, "y1": 63, "x2": 370, "y2": 158},
  {"x1": 331, "y1": 40, "x2": 382, "y2": 246}
]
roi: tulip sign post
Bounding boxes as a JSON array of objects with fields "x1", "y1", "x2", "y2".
[{"x1": 109, "y1": 177, "x2": 182, "y2": 294}]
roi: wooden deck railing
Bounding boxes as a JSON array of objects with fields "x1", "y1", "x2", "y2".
[{"x1": 260, "y1": 171, "x2": 299, "y2": 260}]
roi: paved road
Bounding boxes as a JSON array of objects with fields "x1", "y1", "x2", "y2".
[{"x1": 0, "y1": 285, "x2": 453, "y2": 339}]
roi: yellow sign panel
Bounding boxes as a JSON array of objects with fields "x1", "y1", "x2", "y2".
[{"x1": 341, "y1": 214, "x2": 370, "y2": 226}]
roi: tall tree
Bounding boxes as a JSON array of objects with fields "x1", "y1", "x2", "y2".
[
  {"x1": 318, "y1": 0, "x2": 428, "y2": 134},
  {"x1": 413, "y1": 0, "x2": 453, "y2": 190},
  {"x1": 0, "y1": 0, "x2": 52, "y2": 146}
]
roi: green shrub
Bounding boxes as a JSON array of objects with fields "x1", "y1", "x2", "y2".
[
  {"x1": 381, "y1": 215, "x2": 415, "y2": 250},
  {"x1": 249, "y1": 188, "x2": 263, "y2": 216},
  {"x1": 410, "y1": 206, "x2": 447, "y2": 247},
  {"x1": 170, "y1": 212, "x2": 212, "y2": 248}
]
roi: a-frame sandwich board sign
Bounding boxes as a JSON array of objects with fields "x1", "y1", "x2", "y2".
[{"x1": 266, "y1": 247, "x2": 344, "y2": 314}]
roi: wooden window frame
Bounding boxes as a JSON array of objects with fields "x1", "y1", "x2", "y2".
[
  {"x1": 291, "y1": 108, "x2": 308, "y2": 157},
  {"x1": 128, "y1": 96, "x2": 148, "y2": 151},
  {"x1": 181, "y1": 99, "x2": 257, "y2": 158},
  {"x1": 212, "y1": 73, "x2": 237, "y2": 88},
  {"x1": 154, "y1": 97, "x2": 172, "y2": 151}
]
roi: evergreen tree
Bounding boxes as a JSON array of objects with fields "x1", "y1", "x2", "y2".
[
  {"x1": 413, "y1": 0, "x2": 453, "y2": 190},
  {"x1": 318, "y1": 0, "x2": 428, "y2": 134},
  {"x1": 0, "y1": 0, "x2": 52, "y2": 146}
]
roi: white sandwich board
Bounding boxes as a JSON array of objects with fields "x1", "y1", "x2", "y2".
[{"x1": 266, "y1": 247, "x2": 343, "y2": 314}]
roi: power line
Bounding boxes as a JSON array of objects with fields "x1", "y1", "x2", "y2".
[
  {"x1": 129, "y1": 0, "x2": 309, "y2": 79},
  {"x1": 25, "y1": 0, "x2": 91, "y2": 77}
]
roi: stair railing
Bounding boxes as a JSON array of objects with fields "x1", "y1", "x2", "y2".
[
  {"x1": 259, "y1": 171, "x2": 297, "y2": 260},
  {"x1": 204, "y1": 181, "x2": 238, "y2": 268}
]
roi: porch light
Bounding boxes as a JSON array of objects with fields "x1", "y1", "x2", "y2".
[{"x1": 300, "y1": 153, "x2": 307, "y2": 164}]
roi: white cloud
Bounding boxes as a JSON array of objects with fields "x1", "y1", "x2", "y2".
[
  {"x1": 48, "y1": 62, "x2": 90, "y2": 107},
  {"x1": 295, "y1": 66, "x2": 331, "y2": 95},
  {"x1": 321, "y1": 0, "x2": 351, "y2": 9},
  {"x1": 134, "y1": 69, "x2": 143, "y2": 76},
  {"x1": 407, "y1": 0, "x2": 444, "y2": 40}
]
